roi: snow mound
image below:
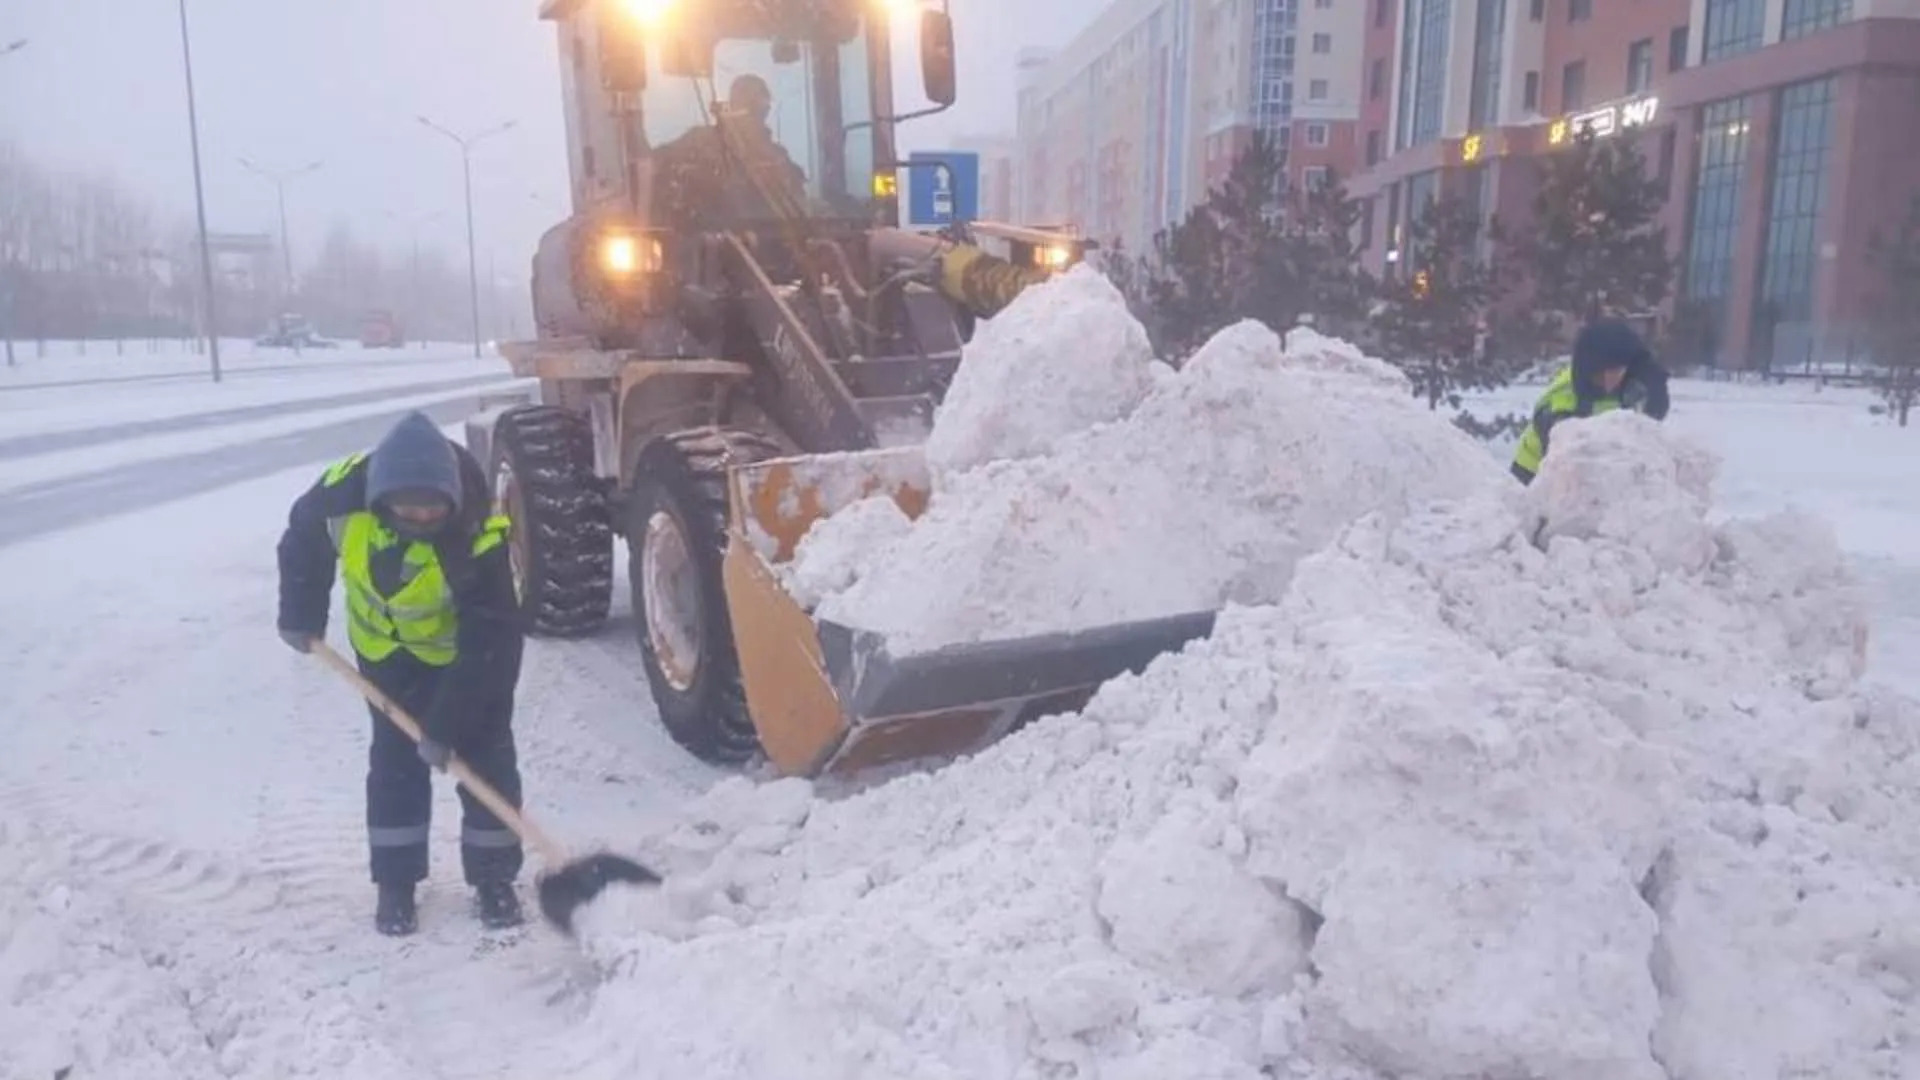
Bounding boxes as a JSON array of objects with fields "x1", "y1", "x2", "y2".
[
  {"x1": 923, "y1": 264, "x2": 1167, "y2": 475},
  {"x1": 568, "y1": 388, "x2": 1920, "y2": 1080},
  {"x1": 804, "y1": 314, "x2": 1504, "y2": 654},
  {"x1": 781, "y1": 493, "x2": 914, "y2": 609}
]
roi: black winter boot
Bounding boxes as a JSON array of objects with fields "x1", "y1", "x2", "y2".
[
  {"x1": 475, "y1": 881, "x2": 524, "y2": 929},
  {"x1": 375, "y1": 882, "x2": 418, "y2": 937}
]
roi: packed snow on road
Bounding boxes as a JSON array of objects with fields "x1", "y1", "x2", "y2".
[{"x1": 3, "y1": 278, "x2": 1917, "y2": 1079}]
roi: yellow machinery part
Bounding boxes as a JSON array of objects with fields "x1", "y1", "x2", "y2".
[{"x1": 937, "y1": 246, "x2": 1055, "y2": 320}]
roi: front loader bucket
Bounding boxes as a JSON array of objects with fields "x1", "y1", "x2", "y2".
[{"x1": 717, "y1": 447, "x2": 1218, "y2": 778}]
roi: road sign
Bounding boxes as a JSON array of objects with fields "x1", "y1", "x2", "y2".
[{"x1": 905, "y1": 150, "x2": 980, "y2": 226}]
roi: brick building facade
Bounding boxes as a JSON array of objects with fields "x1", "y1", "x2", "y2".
[{"x1": 1348, "y1": 0, "x2": 1920, "y2": 369}]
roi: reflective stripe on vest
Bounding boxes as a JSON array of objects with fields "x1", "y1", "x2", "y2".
[{"x1": 1512, "y1": 367, "x2": 1621, "y2": 476}]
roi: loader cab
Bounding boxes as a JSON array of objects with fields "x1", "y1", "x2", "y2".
[{"x1": 550, "y1": 0, "x2": 955, "y2": 231}]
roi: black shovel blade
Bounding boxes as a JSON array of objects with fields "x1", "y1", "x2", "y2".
[{"x1": 536, "y1": 853, "x2": 663, "y2": 937}]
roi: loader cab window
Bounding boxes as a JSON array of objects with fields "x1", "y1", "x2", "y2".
[{"x1": 640, "y1": 16, "x2": 878, "y2": 220}]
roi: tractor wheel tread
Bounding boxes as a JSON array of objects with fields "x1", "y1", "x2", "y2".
[{"x1": 490, "y1": 405, "x2": 613, "y2": 637}]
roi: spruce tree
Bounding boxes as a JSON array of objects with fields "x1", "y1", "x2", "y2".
[
  {"x1": 1124, "y1": 134, "x2": 1383, "y2": 357},
  {"x1": 1520, "y1": 125, "x2": 1674, "y2": 343},
  {"x1": 1371, "y1": 194, "x2": 1526, "y2": 424},
  {"x1": 1866, "y1": 194, "x2": 1920, "y2": 427}
]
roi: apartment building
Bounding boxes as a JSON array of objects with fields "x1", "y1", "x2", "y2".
[
  {"x1": 1011, "y1": 0, "x2": 1366, "y2": 253},
  {"x1": 1350, "y1": 0, "x2": 1920, "y2": 369}
]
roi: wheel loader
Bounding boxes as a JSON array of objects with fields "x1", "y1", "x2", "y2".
[{"x1": 465, "y1": 0, "x2": 1216, "y2": 778}]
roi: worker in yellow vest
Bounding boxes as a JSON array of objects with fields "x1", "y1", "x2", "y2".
[
  {"x1": 275, "y1": 411, "x2": 526, "y2": 936},
  {"x1": 1511, "y1": 318, "x2": 1665, "y2": 484}
]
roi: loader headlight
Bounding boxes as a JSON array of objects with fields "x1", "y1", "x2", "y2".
[
  {"x1": 621, "y1": 0, "x2": 677, "y2": 25},
  {"x1": 600, "y1": 232, "x2": 663, "y2": 278},
  {"x1": 1032, "y1": 243, "x2": 1074, "y2": 271}
]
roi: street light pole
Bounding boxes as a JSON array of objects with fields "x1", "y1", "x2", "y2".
[
  {"x1": 417, "y1": 115, "x2": 515, "y2": 359},
  {"x1": 239, "y1": 157, "x2": 322, "y2": 299},
  {"x1": 176, "y1": 0, "x2": 221, "y2": 382},
  {"x1": 1, "y1": 38, "x2": 24, "y2": 366}
]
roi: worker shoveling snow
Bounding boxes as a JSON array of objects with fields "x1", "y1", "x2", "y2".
[{"x1": 551, "y1": 276, "x2": 1919, "y2": 1080}]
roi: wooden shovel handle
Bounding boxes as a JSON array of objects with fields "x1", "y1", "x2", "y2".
[{"x1": 310, "y1": 639, "x2": 567, "y2": 866}]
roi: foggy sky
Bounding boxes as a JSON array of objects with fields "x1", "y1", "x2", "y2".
[{"x1": 0, "y1": 0, "x2": 1100, "y2": 287}]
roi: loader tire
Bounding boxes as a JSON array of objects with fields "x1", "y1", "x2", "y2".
[
  {"x1": 625, "y1": 427, "x2": 783, "y2": 765},
  {"x1": 490, "y1": 405, "x2": 613, "y2": 637}
]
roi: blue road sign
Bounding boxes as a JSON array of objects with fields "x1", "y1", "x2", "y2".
[{"x1": 905, "y1": 150, "x2": 980, "y2": 226}]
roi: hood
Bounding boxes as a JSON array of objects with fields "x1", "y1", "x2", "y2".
[
  {"x1": 1570, "y1": 318, "x2": 1649, "y2": 397},
  {"x1": 366, "y1": 411, "x2": 463, "y2": 515}
]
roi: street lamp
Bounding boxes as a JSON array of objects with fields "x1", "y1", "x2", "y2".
[
  {"x1": 239, "y1": 157, "x2": 322, "y2": 298},
  {"x1": 176, "y1": 0, "x2": 221, "y2": 382},
  {"x1": 416, "y1": 115, "x2": 516, "y2": 359},
  {"x1": 0, "y1": 38, "x2": 23, "y2": 366}
]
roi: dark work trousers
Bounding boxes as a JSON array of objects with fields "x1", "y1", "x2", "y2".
[{"x1": 358, "y1": 648, "x2": 524, "y2": 886}]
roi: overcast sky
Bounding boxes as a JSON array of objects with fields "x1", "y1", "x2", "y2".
[{"x1": 0, "y1": 0, "x2": 1100, "y2": 284}]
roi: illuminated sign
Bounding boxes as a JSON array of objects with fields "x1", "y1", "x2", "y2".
[
  {"x1": 1548, "y1": 95, "x2": 1660, "y2": 146},
  {"x1": 1461, "y1": 133, "x2": 1484, "y2": 162}
]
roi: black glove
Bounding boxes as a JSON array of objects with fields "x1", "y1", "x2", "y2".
[{"x1": 278, "y1": 628, "x2": 317, "y2": 654}]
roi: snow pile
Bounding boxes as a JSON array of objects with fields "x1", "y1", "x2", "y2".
[
  {"x1": 566, "y1": 402, "x2": 1920, "y2": 1079},
  {"x1": 922, "y1": 264, "x2": 1167, "y2": 475},
  {"x1": 800, "y1": 288, "x2": 1505, "y2": 653}
]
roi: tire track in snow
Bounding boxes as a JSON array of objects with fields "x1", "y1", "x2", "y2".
[{"x1": 0, "y1": 774, "x2": 604, "y2": 1079}]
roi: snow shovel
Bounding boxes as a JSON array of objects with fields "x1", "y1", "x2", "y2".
[{"x1": 308, "y1": 639, "x2": 660, "y2": 936}]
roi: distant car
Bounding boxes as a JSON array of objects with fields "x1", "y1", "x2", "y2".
[
  {"x1": 255, "y1": 312, "x2": 338, "y2": 349},
  {"x1": 360, "y1": 310, "x2": 407, "y2": 349}
]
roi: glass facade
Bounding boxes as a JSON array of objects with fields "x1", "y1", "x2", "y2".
[
  {"x1": 1702, "y1": 0, "x2": 1765, "y2": 62},
  {"x1": 1395, "y1": 0, "x2": 1419, "y2": 150},
  {"x1": 1781, "y1": 0, "x2": 1851, "y2": 41},
  {"x1": 1682, "y1": 96, "x2": 1753, "y2": 351},
  {"x1": 1755, "y1": 77, "x2": 1835, "y2": 342},
  {"x1": 1467, "y1": 0, "x2": 1505, "y2": 130},
  {"x1": 1408, "y1": 0, "x2": 1451, "y2": 146},
  {"x1": 1252, "y1": 0, "x2": 1299, "y2": 140}
]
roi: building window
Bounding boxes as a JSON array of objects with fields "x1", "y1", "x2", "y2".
[
  {"x1": 1627, "y1": 39, "x2": 1654, "y2": 93},
  {"x1": 1395, "y1": 0, "x2": 1419, "y2": 149},
  {"x1": 1781, "y1": 0, "x2": 1852, "y2": 40},
  {"x1": 1370, "y1": 58, "x2": 1387, "y2": 100},
  {"x1": 1530, "y1": 0, "x2": 1544, "y2": 21},
  {"x1": 1756, "y1": 77, "x2": 1836, "y2": 356},
  {"x1": 1682, "y1": 95, "x2": 1753, "y2": 358},
  {"x1": 1367, "y1": 128, "x2": 1385, "y2": 164},
  {"x1": 1407, "y1": 0, "x2": 1452, "y2": 149},
  {"x1": 1702, "y1": 0, "x2": 1765, "y2": 62},
  {"x1": 1304, "y1": 166, "x2": 1331, "y2": 190},
  {"x1": 1313, "y1": 33, "x2": 1332, "y2": 54},
  {"x1": 1310, "y1": 79, "x2": 1330, "y2": 101},
  {"x1": 1307, "y1": 122, "x2": 1330, "y2": 146},
  {"x1": 1375, "y1": 0, "x2": 1390, "y2": 27},
  {"x1": 1403, "y1": 169, "x2": 1440, "y2": 263},
  {"x1": 1524, "y1": 70, "x2": 1540, "y2": 111},
  {"x1": 1315, "y1": 0, "x2": 1335, "y2": 7},
  {"x1": 1468, "y1": 0, "x2": 1507, "y2": 129},
  {"x1": 1669, "y1": 25, "x2": 1690, "y2": 72},
  {"x1": 1561, "y1": 60, "x2": 1585, "y2": 111},
  {"x1": 1569, "y1": 0, "x2": 1591, "y2": 21}
]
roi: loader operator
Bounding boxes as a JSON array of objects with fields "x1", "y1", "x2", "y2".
[
  {"x1": 655, "y1": 73, "x2": 810, "y2": 220},
  {"x1": 275, "y1": 411, "x2": 527, "y2": 936},
  {"x1": 1511, "y1": 317, "x2": 1670, "y2": 485}
]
